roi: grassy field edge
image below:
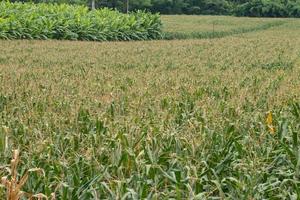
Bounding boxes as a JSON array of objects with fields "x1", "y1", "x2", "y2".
[{"x1": 163, "y1": 20, "x2": 286, "y2": 40}]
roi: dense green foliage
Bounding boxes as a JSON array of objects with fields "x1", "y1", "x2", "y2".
[
  {"x1": 11, "y1": 0, "x2": 300, "y2": 17},
  {"x1": 236, "y1": 0, "x2": 300, "y2": 17},
  {"x1": 0, "y1": 2, "x2": 162, "y2": 41}
]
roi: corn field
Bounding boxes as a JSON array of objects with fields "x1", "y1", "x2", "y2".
[{"x1": 0, "y1": 14, "x2": 300, "y2": 199}]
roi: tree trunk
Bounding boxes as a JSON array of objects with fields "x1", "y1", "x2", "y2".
[
  {"x1": 124, "y1": 0, "x2": 129, "y2": 13},
  {"x1": 91, "y1": 0, "x2": 95, "y2": 10}
]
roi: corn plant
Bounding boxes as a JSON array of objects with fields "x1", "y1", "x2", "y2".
[{"x1": 0, "y1": 150, "x2": 50, "y2": 200}]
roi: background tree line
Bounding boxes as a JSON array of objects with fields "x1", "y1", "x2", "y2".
[{"x1": 10, "y1": 0, "x2": 300, "y2": 17}]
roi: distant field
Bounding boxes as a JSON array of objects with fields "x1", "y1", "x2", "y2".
[
  {"x1": 0, "y1": 16, "x2": 300, "y2": 199},
  {"x1": 162, "y1": 15, "x2": 275, "y2": 32},
  {"x1": 162, "y1": 15, "x2": 289, "y2": 39}
]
